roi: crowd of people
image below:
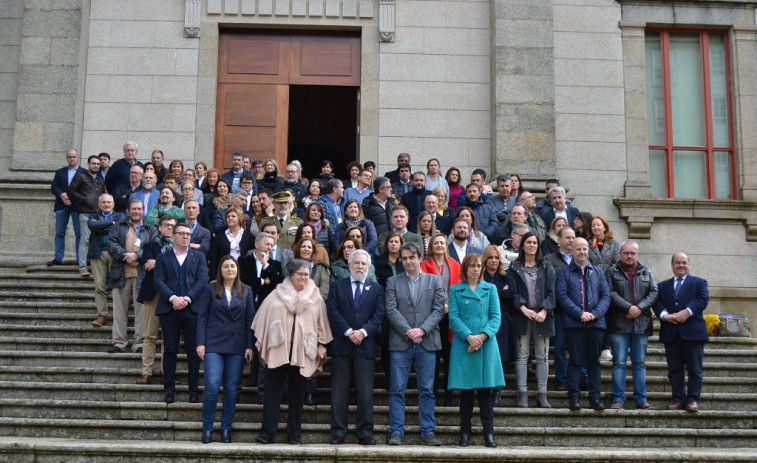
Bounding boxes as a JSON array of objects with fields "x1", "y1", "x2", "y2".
[{"x1": 49, "y1": 144, "x2": 712, "y2": 446}]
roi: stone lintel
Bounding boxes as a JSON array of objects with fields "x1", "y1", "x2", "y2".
[{"x1": 614, "y1": 198, "x2": 757, "y2": 241}]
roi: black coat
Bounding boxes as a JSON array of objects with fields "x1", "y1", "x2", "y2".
[
  {"x1": 208, "y1": 230, "x2": 255, "y2": 280},
  {"x1": 484, "y1": 271, "x2": 517, "y2": 363},
  {"x1": 196, "y1": 284, "x2": 255, "y2": 355}
]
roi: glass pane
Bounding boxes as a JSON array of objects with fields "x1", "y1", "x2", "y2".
[
  {"x1": 649, "y1": 149, "x2": 667, "y2": 197},
  {"x1": 645, "y1": 33, "x2": 665, "y2": 146},
  {"x1": 669, "y1": 34, "x2": 705, "y2": 146},
  {"x1": 673, "y1": 150, "x2": 707, "y2": 198},
  {"x1": 709, "y1": 34, "x2": 730, "y2": 147},
  {"x1": 714, "y1": 151, "x2": 732, "y2": 199}
]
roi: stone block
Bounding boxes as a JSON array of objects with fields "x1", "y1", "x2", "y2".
[
  {"x1": 197, "y1": 48, "x2": 217, "y2": 77},
  {"x1": 496, "y1": 75, "x2": 553, "y2": 105},
  {"x1": 380, "y1": 26, "x2": 424, "y2": 54},
  {"x1": 109, "y1": 21, "x2": 154, "y2": 48},
  {"x1": 81, "y1": 130, "x2": 130, "y2": 157},
  {"x1": 446, "y1": 109, "x2": 490, "y2": 139},
  {"x1": 494, "y1": 0, "x2": 551, "y2": 21},
  {"x1": 378, "y1": 108, "x2": 446, "y2": 138},
  {"x1": 495, "y1": 102, "x2": 555, "y2": 132},
  {"x1": 0, "y1": 46, "x2": 18, "y2": 74},
  {"x1": 0, "y1": 0, "x2": 24, "y2": 19},
  {"x1": 494, "y1": 19, "x2": 552, "y2": 48},
  {"x1": 22, "y1": 9, "x2": 81, "y2": 38},
  {"x1": 554, "y1": 31, "x2": 622, "y2": 60},
  {"x1": 153, "y1": 21, "x2": 200, "y2": 50},
  {"x1": 83, "y1": 74, "x2": 108, "y2": 102},
  {"x1": 291, "y1": 0, "x2": 306, "y2": 17},
  {"x1": 43, "y1": 122, "x2": 75, "y2": 151},
  {"x1": 132, "y1": 0, "x2": 185, "y2": 21},
  {"x1": 126, "y1": 103, "x2": 174, "y2": 132},
  {"x1": 396, "y1": 0, "x2": 447, "y2": 28},
  {"x1": 308, "y1": 0, "x2": 323, "y2": 17},
  {"x1": 83, "y1": 102, "x2": 130, "y2": 131},
  {"x1": 151, "y1": 76, "x2": 197, "y2": 104},
  {"x1": 423, "y1": 27, "x2": 469, "y2": 55},
  {"x1": 446, "y1": 54, "x2": 490, "y2": 83},
  {"x1": 225, "y1": 0, "x2": 239, "y2": 15},
  {"x1": 400, "y1": 53, "x2": 446, "y2": 82},
  {"x1": 137, "y1": 131, "x2": 195, "y2": 156},
  {"x1": 172, "y1": 104, "x2": 196, "y2": 132},
  {"x1": 0, "y1": 19, "x2": 22, "y2": 45},
  {"x1": 554, "y1": 58, "x2": 623, "y2": 87},
  {"x1": 553, "y1": 4, "x2": 621, "y2": 34},
  {"x1": 379, "y1": 81, "x2": 426, "y2": 110},
  {"x1": 258, "y1": 0, "x2": 273, "y2": 16},
  {"x1": 194, "y1": 132, "x2": 214, "y2": 157},
  {"x1": 556, "y1": 114, "x2": 626, "y2": 144},
  {"x1": 427, "y1": 82, "x2": 490, "y2": 111},
  {"x1": 20, "y1": 37, "x2": 50, "y2": 65},
  {"x1": 0, "y1": 101, "x2": 15, "y2": 129},
  {"x1": 18, "y1": 65, "x2": 78, "y2": 95},
  {"x1": 207, "y1": 0, "x2": 222, "y2": 14},
  {"x1": 467, "y1": 138, "x2": 492, "y2": 166},
  {"x1": 378, "y1": 136, "x2": 425, "y2": 162},
  {"x1": 423, "y1": 137, "x2": 469, "y2": 163},
  {"x1": 102, "y1": 75, "x2": 152, "y2": 104},
  {"x1": 13, "y1": 122, "x2": 44, "y2": 151},
  {"x1": 49, "y1": 38, "x2": 80, "y2": 66},
  {"x1": 195, "y1": 76, "x2": 216, "y2": 105},
  {"x1": 325, "y1": 0, "x2": 340, "y2": 18},
  {"x1": 555, "y1": 86, "x2": 624, "y2": 115},
  {"x1": 90, "y1": 0, "x2": 136, "y2": 20},
  {"x1": 274, "y1": 0, "x2": 289, "y2": 16},
  {"x1": 447, "y1": 1, "x2": 490, "y2": 29},
  {"x1": 0, "y1": 72, "x2": 18, "y2": 101},
  {"x1": 25, "y1": 0, "x2": 83, "y2": 9},
  {"x1": 175, "y1": 48, "x2": 199, "y2": 76},
  {"x1": 495, "y1": 46, "x2": 552, "y2": 77},
  {"x1": 16, "y1": 93, "x2": 76, "y2": 123},
  {"x1": 194, "y1": 103, "x2": 215, "y2": 133},
  {"x1": 130, "y1": 48, "x2": 177, "y2": 76},
  {"x1": 342, "y1": 0, "x2": 357, "y2": 18},
  {"x1": 358, "y1": 0, "x2": 373, "y2": 18},
  {"x1": 87, "y1": 20, "x2": 111, "y2": 48},
  {"x1": 555, "y1": 141, "x2": 626, "y2": 171}
]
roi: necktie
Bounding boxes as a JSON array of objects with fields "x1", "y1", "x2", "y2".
[
  {"x1": 279, "y1": 218, "x2": 284, "y2": 228},
  {"x1": 674, "y1": 277, "x2": 683, "y2": 297},
  {"x1": 353, "y1": 281, "x2": 362, "y2": 310}
]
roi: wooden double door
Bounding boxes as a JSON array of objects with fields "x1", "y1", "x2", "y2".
[{"x1": 214, "y1": 29, "x2": 361, "y2": 170}]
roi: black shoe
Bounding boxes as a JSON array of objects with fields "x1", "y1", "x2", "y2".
[
  {"x1": 256, "y1": 394, "x2": 265, "y2": 405},
  {"x1": 492, "y1": 390, "x2": 502, "y2": 407},
  {"x1": 222, "y1": 429, "x2": 232, "y2": 443},
  {"x1": 304, "y1": 392, "x2": 314, "y2": 406},
  {"x1": 201, "y1": 430, "x2": 212, "y2": 444},
  {"x1": 189, "y1": 392, "x2": 200, "y2": 403},
  {"x1": 47, "y1": 259, "x2": 62, "y2": 266},
  {"x1": 134, "y1": 347, "x2": 143, "y2": 354},
  {"x1": 255, "y1": 434, "x2": 271, "y2": 444},
  {"x1": 459, "y1": 432, "x2": 470, "y2": 447},
  {"x1": 590, "y1": 400, "x2": 605, "y2": 411},
  {"x1": 287, "y1": 437, "x2": 300, "y2": 445},
  {"x1": 569, "y1": 396, "x2": 581, "y2": 411},
  {"x1": 164, "y1": 392, "x2": 175, "y2": 404},
  {"x1": 108, "y1": 346, "x2": 124, "y2": 354},
  {"x1": 484, "y1": 433, "x2": 497, "y2": 448}
]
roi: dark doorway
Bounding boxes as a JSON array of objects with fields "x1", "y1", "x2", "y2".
[{"x1": 288, "y1": 85, "x2": 359, "y2": 182}]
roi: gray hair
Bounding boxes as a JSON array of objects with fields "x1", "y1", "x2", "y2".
[
  {"x1": 512, "y1": 223, "x2": 531, "y2": 234},
  {"x1": 286, "y1": 258, "x2": 311, "y2": 276},
  {"x1": 373, "y1": 176, "x2": 390, "y2": 192},
  {"x1": 348, "y1": 249, "x2": 372, "y2": 266},
  {"x1": 123, "y1": 141, "x2": 138, "y2": 151},
  {"x1": 183, "y1": 199, "x2": 199, "y2": 209},
  {"x1": 398, "y1": 152, "x2": 411, "y2": 161},
  {"x1": 255, "y1": 231, "x2": 275, "y2": 245},
  {"x1": 287, "y1": 162, "x2": 301, "y2": 172},
  {"x1": 232, "y1": 189, "x2": 249, "y2": 198},
  {"x1": 548, "y1": 186, "x2": 566, "y2": 197},
  {"x1": 400, "y1": 242, "x2": 422, "y2": 258},
  {"x1": 497, "y1": 174, "x2": 512, "y2": 183},
  {"x1": 98, "y1": 193, "x2": 114, "y2": 203},
  {"x1": 620, "y1": 239, "x2": 639, "y2": 251},
  {"x1": 413, "y1": 171, "x2": 426, "y2": 179}
]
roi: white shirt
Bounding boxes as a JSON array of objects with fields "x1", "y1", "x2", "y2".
[{"x1": 453, "y1": 241, "x2": 467, "y2": 259}]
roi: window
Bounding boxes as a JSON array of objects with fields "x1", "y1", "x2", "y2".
[{"x1": 645, "y1": 30, "x2": 735, "y2": 199}]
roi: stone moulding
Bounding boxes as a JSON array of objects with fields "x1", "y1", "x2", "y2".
[
  {"x1": 379, "y1": 0, "x2": 395, "y2": 42},
  {"x1": 206, "y1": 0, "x2": 375, "y2": 20},
  {"x1": 614, "y1": 198, "x2": 757, "y2": 241},
  {"x1": 185, "y1": 0, "x2": 202, "y2": 37}
]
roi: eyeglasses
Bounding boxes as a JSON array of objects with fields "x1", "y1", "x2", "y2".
[
  {"x1": 174, "y1": 231, "x2": 191, "y2": 236},
  {"x1": 293, "y1": 272, "x2": 310, "y2": 278}
]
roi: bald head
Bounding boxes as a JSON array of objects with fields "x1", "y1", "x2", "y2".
[{"x1": 572, "y1": 237, "x2": 589, "y2": 266}]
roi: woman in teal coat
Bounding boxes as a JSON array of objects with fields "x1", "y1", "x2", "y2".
[{"x1": 448, "y1": 254, "x2": 505, "y2": 448}]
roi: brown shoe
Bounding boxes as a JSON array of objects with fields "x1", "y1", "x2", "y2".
[
  {"x1": 636, "y1": 402, "x2": 653, "y2": 409},
  {"x1": 667, "y1": 402, "x2": 686, "y2": 410},
  {"x1": 92, "y1": 315, "x2": 107, "y2": 327},
  {"x1": 556, "y1": 383, "x2": 568, "y2": 391},
  {"x1": 686, "y1": 401, "x2": 699, "y2": 413},
  {"x1": 136, "y1": 375, "x2": 151, "y2": 385},
  {"x1": 610, "y1": 401, "x2": 623, "y2": 410}
]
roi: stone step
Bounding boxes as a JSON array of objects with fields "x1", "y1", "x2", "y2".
[
  {"x1": 0, "y1": 301, "x2": 103, "y2": 314},
  {"x1": 0, "y1": 290, "x2": 93, "y2": 301},
  {"x1": 0, "y1": 314, "x2": 133, "y2": 327},
  {"x1": 1, "y1": 398, "x2": 755, "y2": 430},
  {"x1": 2, "y1": 437, "x2": 756, "y2": 463},
  {"x1": 2, "y1": 416, "x2": 756, "y2": 447},
  {"x1": 23, "y1": 263, "x2": 81, "y2": 273},
  {"x1": 0, "y1": 280, "x2": 94, "y2": 291}
]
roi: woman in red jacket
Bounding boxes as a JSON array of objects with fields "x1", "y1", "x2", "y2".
[{"x1": 420, "y1": 232, "x2": 461, "y2": 406}]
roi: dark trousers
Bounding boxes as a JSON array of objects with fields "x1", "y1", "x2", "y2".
[
  {"x1": 459, "y1": 389, "x2": 494, "y2": 434},
  {"x1": 260, "y1": 364, "x2": 306, "y2": 443},
  {"x1": 664, "y1": 335, "x2": 705, "y2": 404},
  {"x1": 565, "y1": 328, "x2": 604, "y2": 401},
  {"x1": 159, "y1": 309, "x2": 199, "y2": 392},
  {"x1": 330, "y1": 350, "x2": 375, "y2": 439},
  {"x1": 434, "y1": 315, "x2": 451, "y2": 394}
]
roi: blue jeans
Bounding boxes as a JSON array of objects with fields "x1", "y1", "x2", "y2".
[
  {"x1": 389, "y1": 344, "x2": 436, "y2": 438},
  {"x1": 54, "y1": 207, "x2": 80, "y2": 262},
  {"x1": 608, "y1": 333, "x2": 649, "y2": 405},
  {"x1": 554, "y1": 312, "x2": 588, "y2": 385},
  {"x1": 202, "y1": 352, "x2": 245, "y2": 431}
]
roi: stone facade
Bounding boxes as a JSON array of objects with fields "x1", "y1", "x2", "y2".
[{"x1": 1, "y1": 0, "x2": 756, "y2": 324}]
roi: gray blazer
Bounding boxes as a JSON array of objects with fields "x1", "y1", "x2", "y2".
[{"x1": 385, "y1": 272, "x2": 445, "y2": 352}]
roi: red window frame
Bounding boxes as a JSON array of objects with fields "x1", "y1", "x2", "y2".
[{"x1": 647, "y1": 28, "x2": 736, "y2": 199}]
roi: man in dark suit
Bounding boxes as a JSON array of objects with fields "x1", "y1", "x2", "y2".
[
  {"x1": 654, "y1": 252, "x2": 709, "y2": 412},
  {"x1": 261, "y1": 222, "x2": 293, "y2": 272},
  {"x1": 326, "y1": 249, "x2": 385, "y2": 446},
  {"x1": 383, "y1": 152, "x2": 410, "y2": 185},
  {"x1": 183, "y1": 199, "x2": 210, "y2": 257},
  {"x1": 49, "y1": 148, "x2": 87, "y2": 266},
  {"x1": 385, "y1": 242, "x2": 445, "y2": 446},
  {"x1": 448, "y1": 218, "x2": 482, "y2": 264},
  {"x1": 423, "y1": 195, "x2": 451, "y2": 235},
  {"x1": 402, "y1": 172, "x2": 432, "y2": 231},
  {"x1": 154, "y1": 223, "x2": 209, "y2": 404},
  {"x1": 540, "y1": 186, "x2": 580, "y2": 230},
  {"x1": 220, "y1": 151, "x2": 256, "y2": 193}
]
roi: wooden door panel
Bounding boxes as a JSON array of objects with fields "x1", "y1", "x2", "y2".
[
  {"x1": 224, "y1": 85, "x2": 279, "y2": 127},
  {"x1": 218, "y1": 33, "x2": 289, "y2": 84},
  {"x1": 290, "y1": 34, "x2": 361, "y2": 86}
]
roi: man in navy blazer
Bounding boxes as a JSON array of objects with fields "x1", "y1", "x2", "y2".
[
  {"x1": 326, "y1": 249, "x2": 385, "y2": 445},
  {"x1": 183, "y1": 199, "x2": 210, "y2": 257},
  {"x1": 49, "y1": 148, "x2": 87, "y2": 266},
  {"x1": 448, "y1": 218, "x2": 482, "y2": 264},
  {"x1": 654, "y1": 252, "x2": 709, "y2": 412},
  {"x1": 154, "y1": 223, "x2": 209, "y2": 404},
  {"x1": 540, "y1": 186, "x2": 580, "y2": 229}
]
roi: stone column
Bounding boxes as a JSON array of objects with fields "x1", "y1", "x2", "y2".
[{"x1": 732, "y1": 25, "x2": 757, "y2": 201}]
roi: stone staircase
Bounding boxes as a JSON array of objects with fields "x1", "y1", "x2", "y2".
[{"x1": 0, "y1": 264, "x2": 756, "y2": 462}]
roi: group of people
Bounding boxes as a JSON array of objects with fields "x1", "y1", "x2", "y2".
[{"x1": 49, "y1": 145, "x2": 711, "y2": 446}]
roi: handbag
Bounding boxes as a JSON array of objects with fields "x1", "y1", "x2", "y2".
[{"x1": 718, "y1": 314, "x2": 751, "y2": 337}]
